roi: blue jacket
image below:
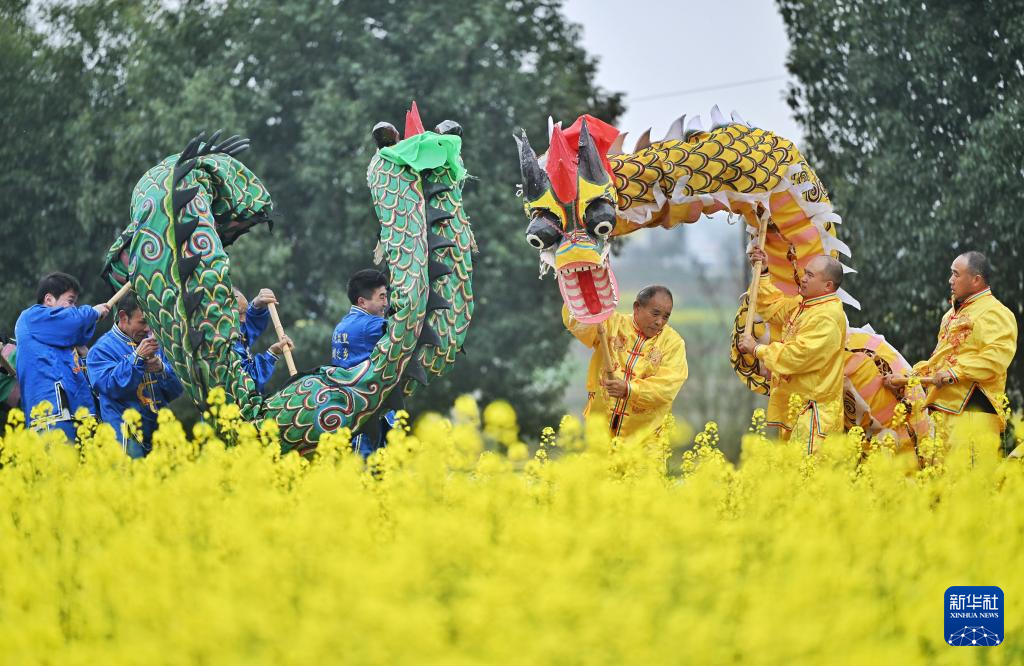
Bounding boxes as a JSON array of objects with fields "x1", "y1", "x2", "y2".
[
  {"x1": 332, "y1": 306, "x2": 386, "y2": 368},
  {"x1": 332, "y1": 306, "x2": 390, "y2": 457},
  {"x1": 233, "y1": 303, "x2": 278, "y2": 393},
  {"x1": 87, "y1": 326, "x2": 184, "y2": 458},
  {"x1": 15, "y1": 304, "x2": 100, "y2": 438}
]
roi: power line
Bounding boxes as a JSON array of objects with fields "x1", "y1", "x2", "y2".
[{"x1": 630, "y1": 75, "x2": 788, "y2": 103}]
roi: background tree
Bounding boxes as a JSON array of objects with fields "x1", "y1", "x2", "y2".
[
  {"x1": 0, "y1": 0, "x2": 622, "y2": 435},
  {"x1": 777, "y1": 0, "x2": 1024, "y2": 403}
]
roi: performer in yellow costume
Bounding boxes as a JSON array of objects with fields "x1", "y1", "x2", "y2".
[
  {"x1": 563, "y1": 286, "x2": 688, "y2": 441},
  {"x1": 738, "y1": 251, "x2": 847, "y2": 452},
  {"x1": 888, "y1": 252, "x2": 1017, "y2": 454}
]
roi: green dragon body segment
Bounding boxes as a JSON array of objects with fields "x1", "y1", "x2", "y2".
[
  {"x1": 407, "y1": 161, "x2": 475, "y2": 392},
  {"x1": 103, "y1": 108, "x2": 473, "y2": 456}
]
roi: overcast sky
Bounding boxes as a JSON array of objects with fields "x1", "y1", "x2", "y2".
[
  {"x1": 561, "y1": 0, "x2": 801, "y2": 274},
  {"x1": 562, "y1": 0, "x2": 802, "y2": 146}
]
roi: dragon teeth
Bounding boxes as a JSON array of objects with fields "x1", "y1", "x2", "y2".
[{"x1": 560, "y1": 265, "x2": 601, "y2": 275}]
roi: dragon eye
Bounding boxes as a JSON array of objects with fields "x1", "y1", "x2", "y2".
[
  {"x1": 592, "y1": 220, "x2": 614, "y2": 237},
  {"x1": 584, "y1": 199, "x2": 616, "y2": 239},
  {"x1": 525, "y1": 212, "x2": 562, "y2": 250}
]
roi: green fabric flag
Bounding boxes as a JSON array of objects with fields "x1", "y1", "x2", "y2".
[{"x1": 379, "y1": 132, "x2": 466, "y2": 181}]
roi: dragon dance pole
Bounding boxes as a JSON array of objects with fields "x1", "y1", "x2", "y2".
[
  {"x1": 887, "y1": 375, "x2": 940, "y2": 388},
  {"x1": 105, "y1": 282, "x2": 133, "y2": 310},
  {"x1": 266, "y1": 302, "x2": 298, "y2": 376},
  {"x1": 743, "y1": 207, "x2": 771, "y2": 336}
]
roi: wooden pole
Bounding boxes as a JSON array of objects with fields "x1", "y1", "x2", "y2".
[
  {"x1": 105, "y1": 282, "x2": 133, "y2": 310},
  {"x1": 597, "y1": 324, "x2": 616, "y2": 380},
  {"x1": 266, "y1": 302, "x2": 297, "y2": 376},
  {"x1": 743, "y1": 208, "x2": 771, "y2": 336},
  {"x1": 887, "y1": 375, "x2": 938, "y2": 389}
]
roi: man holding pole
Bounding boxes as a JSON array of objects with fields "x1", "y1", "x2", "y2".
[
  {"x1": 884, "y1": 251, "x2": 1017, "y2": 455},
  {"x1": 14, "y1": 272, "x2": 111, "y2": 438},
  {"x1": 88, "y1": 291, "x2": 183, "y2": 457},
  {"x1": 232, "y1": 287, "x2": 293, "y2": 393},
  {"x1": 332, "y1": 269, "x2": 394, "y2": 458},
  {"x1": 562, "y1": 285, "x2": 688, "y2": 441},
  {"x1": 737, "y1": 250, "x2": 847, "y2": 452}
]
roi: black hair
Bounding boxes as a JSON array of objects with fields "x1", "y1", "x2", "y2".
[
  {"x1": 347, "y1": 269, "x2": 388, "y2": 305},
  {"x1": 960, "y1": 251, "x2": 991, "y2": 284},
  {"x1": 36, "y1": 272, "x2": 82, "y2": 305},
  {"x1": 117, "y1": 290, "x2": 141, "y2": 318},
  {"x1": 635, "y1": 285, "x2": 673, "y2": 307}
]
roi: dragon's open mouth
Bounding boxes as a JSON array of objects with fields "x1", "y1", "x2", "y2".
[{"x1": 558, "y1": 260, "x2": 619, "y2": 324}]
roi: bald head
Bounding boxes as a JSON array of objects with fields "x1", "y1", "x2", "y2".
[
  {"x1": 635, "y1": 284, "x2": 673, "y2": 307},
  {"x1": 950, "y1": 251, "x2": 991, "y2": 301},
  {"x1": 818, "y1": 256, "x2": 843, "y2": 291},
  {"x1": 958, "y1": 251, "x2": 991, "y2": 284},
  {"x1": 802, "y1": 255, "x2": 843, "y2": 298}
]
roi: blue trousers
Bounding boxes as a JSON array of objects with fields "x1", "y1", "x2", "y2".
[{"x1": 352, "y1": 410, "x2": 396, "y2": 458}]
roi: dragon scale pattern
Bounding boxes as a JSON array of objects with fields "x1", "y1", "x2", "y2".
[
  {"x1": 104, "y1": 119, "x2": 473, "y2": 456},
  {"x1": 406, "y1": 163, "x2": 475, "y2": 390}
]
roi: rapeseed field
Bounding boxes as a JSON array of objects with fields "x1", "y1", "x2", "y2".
[{"x1": 1, "y1": 391, "x2": 1021, "y2": 664}]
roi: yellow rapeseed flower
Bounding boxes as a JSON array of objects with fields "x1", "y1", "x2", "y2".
[
  {"x1": 5, "y1": 407, "x2": 25, "y2": 430},
  {"x1": 207, "y1": 386, "x2": 227, "y2": 406},
  {"x1": 787, "y1": 392, "x2": 804, "y2": 423},
  {"x1": 0, "y1": 397, "x2": 1020, "y2": 664},
  {"x1": 452, "y1": 394, "x2": 481, "y2": 426},
  {"x1": 29, "y1": 400, "x2": 54, "y2": 423},
  {"x1": 891, "y1": 402, "x2": 908, "y2": 428}
]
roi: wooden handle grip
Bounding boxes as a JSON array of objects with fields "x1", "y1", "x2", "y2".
[
  {"x1": 266, "y1": 302, "x2": 297, "y2": 376},
  {"x1": 105, "y1": 282, "x2": 133, "y2": 310},
  {"x1": 743, "y1": 211, "x2": 770, "y2": 337}
]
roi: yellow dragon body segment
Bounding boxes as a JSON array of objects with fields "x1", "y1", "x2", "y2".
[
  {"x1": 515, "y1": 107, "x2": 923, "y2": 451},
  {"x1": 607, "y1": 119, "x2": 849, "y2": 303},
  {"x1": 514, "y1": 108, "x2": 852, "y2": 324}
]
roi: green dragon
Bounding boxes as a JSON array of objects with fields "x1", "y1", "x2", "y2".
[{"x1": 102, "y1": 105, "x2": 474, "y2": 455}]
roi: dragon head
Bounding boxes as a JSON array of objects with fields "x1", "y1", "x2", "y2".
[{"x1": 514, "y1": 115, "x2": 621, "y2": 324}]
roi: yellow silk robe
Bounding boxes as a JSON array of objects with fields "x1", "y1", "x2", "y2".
[
  {"x1": 562, "y1": 307, "x2": 688, "y2": 441},
  {"x1": 913, "y1": 288, "x2": 1017, "y2": 431},
  {"x1": 753, "y1": 276, "x2": 847, "y2": 451}
]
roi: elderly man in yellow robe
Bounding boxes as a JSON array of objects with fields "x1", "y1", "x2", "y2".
[
  {"x1": 885, "y1": 251, "x2": 1017, "y2": 455},
  {"x1": 737, "y1": 250, "x2": 848, "y2": 453},
  {"x1": 562, "y1": 285, "x2": 688, "y2": 441}
]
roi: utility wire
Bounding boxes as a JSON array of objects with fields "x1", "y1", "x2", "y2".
[{"x1": 630, "y1": 75, "x2": 787, "y2": 102}]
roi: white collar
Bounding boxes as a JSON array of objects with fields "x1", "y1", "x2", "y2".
[{"x1": 112, "y1": 325, "x2": 136, "y2": 347}]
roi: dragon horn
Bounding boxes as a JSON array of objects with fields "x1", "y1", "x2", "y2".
[
  {"x1": 545, "y1": 125, "x2": 577, "y2": 203},
  {"x1": 513, "y1": 127, "x2": 551, "y2": 201},
  {"x1": 577, "y1": 119, "x2": 609, "y2": 184},
  {"x1": 404, "y1": 101, "x2": 425, "y2": 138}
]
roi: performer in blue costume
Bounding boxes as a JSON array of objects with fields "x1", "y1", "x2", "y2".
[
  {"x1": 15, "y1": 272, "x2": 110, "y2": 438},
  {"x1": 332, "y1": 269, "x2": 394, "y2": 457},
  {"x1": 232, "y1": 287, "x2": 293, "y2": 393},
  {"x1": 88, "y1": 291, "x2": 184, "y2": 457}
]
